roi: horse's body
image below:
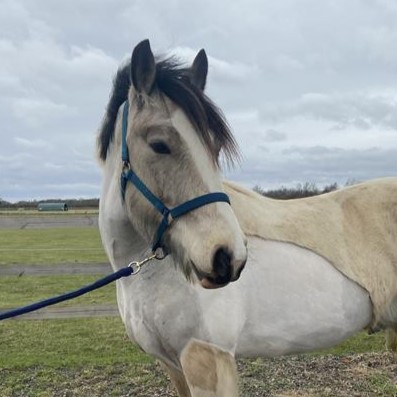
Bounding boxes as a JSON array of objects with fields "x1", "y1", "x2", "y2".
[
  {"x1": 102, "y1": 222, "x2": 372, "y2": 362},
  {"x1": 100, "y1": 178, "x2": 375, "y2": 396},
  {"x1": 98, "y1": 41, "x2": 397, "y2": 396}
]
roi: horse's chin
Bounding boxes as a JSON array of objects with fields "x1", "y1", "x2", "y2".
[
  {"x1": 189, "y1": 259, "x2": 230, "y2": 289},
  {"x1": 200, "y1": 278, "x2": 229, "y2": 289}
]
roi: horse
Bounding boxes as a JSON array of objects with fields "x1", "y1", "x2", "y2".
[{"x1": 97, "y1": 40, "x2": 397, "y2": 397}]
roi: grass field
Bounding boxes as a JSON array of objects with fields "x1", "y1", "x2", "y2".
[
  {"x1": 0, "y1": 274, "x2": 116, "y2": 309},
  {"x1": 0, "y1": 228, "x2": 107, "y2": 265},
  {"x1": 0, "y1": 318, "x2": 387, "y2": 369},
  {"x1": 0, "y1": 227, "x2": 112, "y2": 311},
  {"x1": 0, "y1": 319, "x2": 394, "y2": 397},
  {"x1": 0, "y1": 318, "x2": 163, "y2": 397},
  {"x1": 1, "y1": 222, "x2": 396, "y2": 396},
  {"x1": 0, "y1": 318, "x2": 150, "y2": 368}
]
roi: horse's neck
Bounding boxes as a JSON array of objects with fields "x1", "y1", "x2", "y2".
[
  {"x1": 100, "y1": 210, "x2": 148, "y2": 270},
  {"x1": 99, "y1": 157, "x2": 149, "y2": 270}
]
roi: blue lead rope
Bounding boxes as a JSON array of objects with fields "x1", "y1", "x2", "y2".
[{"x1": 0, "y1": 266, "x2": 133, "y2": 321}]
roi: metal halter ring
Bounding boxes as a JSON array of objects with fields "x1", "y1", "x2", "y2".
[
  {"x1": 128, "y1": 261, "x2": 142, "y2": 275},
  {"x1": 154, "y1": 247, "x2": 167, "y2": 260},
  {"x1": 127, "y1": 253, "x2": 159, "y2": 275}
]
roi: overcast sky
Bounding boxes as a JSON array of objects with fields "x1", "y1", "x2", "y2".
[{"x1": 1, "y1": 0, "x2": 396, "y2": 202}]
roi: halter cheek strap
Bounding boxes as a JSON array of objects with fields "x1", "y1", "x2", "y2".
[{"x1": 120, "y1": 100, "x2": 231, "y2": 254}]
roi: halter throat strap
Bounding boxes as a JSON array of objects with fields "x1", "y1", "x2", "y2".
[{"x1": 120, "y1": 100, "x2": 231, "y2": 254}]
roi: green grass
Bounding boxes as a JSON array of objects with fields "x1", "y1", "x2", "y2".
[
  {"x1": 0, "y1": 319, "x2": 391, "y2": 397},
  {"x1": 0, "y1": 223, "x2": 395, "y2": 396},
  {"x1": 367, "y1": 373, "x2": 397, "y2": 396},
  {"x1": 0, "y1": 275, "x2": 116, "y2": 309},
  {"x1": 0, "y1": 224, "x2": 169, "y2": 396},
  {"x1": 316, "y1": 330, "x2": 386, "y2": 355},
  {"x1": 0, "y1": 363, "x2": 169, "y2": 397},
  {"x1": 0, "y1": 316, "x2": 386, "y2": 369},
  {"x1": 0, "y1": 318, "x2": 164, "y2": 397},
  {"x1": 0, "y1": 228, "x2": 107, "y2": 265},
  {"x1": 0, "y1": 317, "x2": 151, "y2": 368}
]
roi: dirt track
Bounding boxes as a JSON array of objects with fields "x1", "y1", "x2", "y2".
[
  {"x1": 0, "y1": 304, "x2": 118, "y2": 320},
  {"x1": 0, "y1": 263, "x2": 111, "y2": 276}
]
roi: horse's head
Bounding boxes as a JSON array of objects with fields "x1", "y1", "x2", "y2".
[{"x1": 99, "y1": 40, "x2": 247, "y2": 288}]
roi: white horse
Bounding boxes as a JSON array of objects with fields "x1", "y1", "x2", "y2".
[{"x1": 97, "y1": 40, "x2": 397, "y2": 397}]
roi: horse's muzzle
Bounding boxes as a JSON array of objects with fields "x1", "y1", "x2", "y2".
[{"x1": 199, "y1": 247, "x2": 247, "y2": 289}]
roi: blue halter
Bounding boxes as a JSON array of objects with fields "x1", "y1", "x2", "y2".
[{"x1": 120, "y1": 100, "x2": 231, "y2": 254}]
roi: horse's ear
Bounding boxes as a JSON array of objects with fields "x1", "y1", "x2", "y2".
[
  {"x1": 191, "y1": 49, "x2": 208, "y2": 90},
  {"x1": 130, "y1": 39, "x2": 156, "y2": 94}
]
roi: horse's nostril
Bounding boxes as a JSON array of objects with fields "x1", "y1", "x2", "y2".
[{"x1": 213, "y1": 248, "x2": 232, "y2": 285}]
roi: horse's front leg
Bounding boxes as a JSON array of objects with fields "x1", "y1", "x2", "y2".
[
  {"x1": 180, "y1": 339, "x2": 239, "y2": 397},
  {"x1": 386, "y1": 327, "x2": 397, "y2": 351},
  {"x1": 159, "y1": 361, "x2": 192, "y2": 397}
]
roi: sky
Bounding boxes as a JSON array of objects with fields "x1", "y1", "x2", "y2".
[{"x1": 1, "y1": 0, "x2": 396, "y2": 202}]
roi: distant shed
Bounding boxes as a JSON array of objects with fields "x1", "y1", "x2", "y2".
[{"x1": 38, "y1": 202, "x2": 68, "y2": 212}]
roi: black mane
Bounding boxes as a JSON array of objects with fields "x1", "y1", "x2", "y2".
[
  {"x1": 98, "y1": 57, "x2": 240, "y2": 165},
  {"x1": 98, "y1": 62, "x2": 130, "y2": 161}
]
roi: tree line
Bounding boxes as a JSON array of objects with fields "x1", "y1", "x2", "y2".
[
  {"x1": 254, "y1": 182, "x2": 339, "y2": 200},
  {"x1": 254, "y1": 179, "x2": 359, "y2": 199},
  {"x1": 0, "y1": 180, "x2": 358, "y2": 209},
  {"x1": 0, "y1": 198, "x2": 99, "y2": 210}
]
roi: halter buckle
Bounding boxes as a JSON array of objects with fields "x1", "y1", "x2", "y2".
[
  {"x1": 122, "y1": 161, "x2": 131, "y2": 174},
  {"x1": 162, "y1": 208, "x2": 174, "y2": 226}
]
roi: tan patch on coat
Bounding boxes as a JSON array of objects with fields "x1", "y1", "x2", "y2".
[
  {"x1": 181, "y1": 339, "x2": 238, "y2": 396},
  {"x1": 181, "y1": 340, "x2": 218, "y2": 391},
  {"x1": 224, "y1": 178, "x2": 397, "y2": 328}
]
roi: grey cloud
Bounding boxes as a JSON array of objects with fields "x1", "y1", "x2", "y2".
[
  {"x1": 0, "y1": 152, "x2": 101, "y2": 201},
  {"x1": 227, "y1": 145, "x2": 397, "y2": 189},
  {"x1": 14, "y1": 137, "x2": 52, "y2": 149},
  {"x1": 2, "y1": 0, "x2": 397, "y2": 201},
  {"x1": 263, "y1": 129, "x2": 287, "y2": 142},
  {"x1": 260, "y1": 92, "x2": 397, "y2": 130},
  {"x1": 280, "y1": 146, "x2": 397, "y2": 181}
]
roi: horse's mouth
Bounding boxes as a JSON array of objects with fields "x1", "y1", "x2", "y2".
[
  {"x1": 190, "y1": 261, "x2": 229, "y2": 289},
  {"x1": 200, "y1": 277, "x2": 229, "y2": 289}
]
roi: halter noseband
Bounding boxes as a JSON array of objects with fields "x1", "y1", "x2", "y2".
[{"x1": 120, "y1": 100, "x2": 231, "y2": 256}]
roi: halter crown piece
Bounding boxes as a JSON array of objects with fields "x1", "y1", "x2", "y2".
[{"x1": 120, "y1": 100, "x2": 231, "y2": 256}]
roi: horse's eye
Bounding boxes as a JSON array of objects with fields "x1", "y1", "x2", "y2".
[{"x1": 149, "y1": 141, "x2": 171, "y2": 154}]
